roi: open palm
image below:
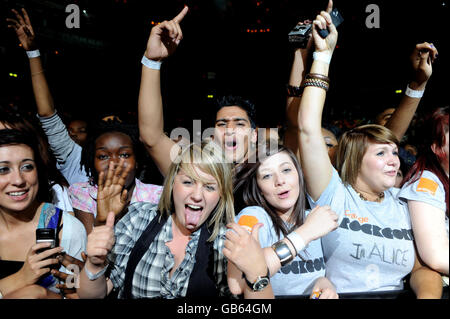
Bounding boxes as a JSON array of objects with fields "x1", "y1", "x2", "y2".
[{"x1": 6, "y1": 8, "x2": 36, "y2": 51}]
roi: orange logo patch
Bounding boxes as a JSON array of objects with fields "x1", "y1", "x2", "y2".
[
  {"x1": 416, "y1": 177, "x2": 438, "y2": 196},
  {"x1": 238, "y1": 215, "x2": 259, "y2": 233}
]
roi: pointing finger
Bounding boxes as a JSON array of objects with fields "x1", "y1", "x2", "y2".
[{"x1": 173, "y1": 6, "x2": 189, "y2": 24}]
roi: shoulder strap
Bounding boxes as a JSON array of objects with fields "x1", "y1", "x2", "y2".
[{"x1": 122, "y1": 212, "x2": 167, "y2": 299}]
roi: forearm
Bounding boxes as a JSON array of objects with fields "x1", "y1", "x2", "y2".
[
  {"x1": 385, "y1": 80, "x2": 427, "y2": 141},
  {"x1": 77, "y1": 261, "x2": 109, "y2": 299},
  {"x1": 285, "y1": 50, "x2": 308, "y2": 154},
  {"x1": 138, "y1": 65, "x2": 165, "y2": 148},
  {"x1": 286, "y1": 50, "x2": 308, "y2": 125},
  {"x1": 410, "y1": 266, "x2": 442, "y2": 299},
  {"x1": 28, "y1": 56, "x2": 55, "y2": 117},
  {"x1": 0, "y1": 272, "x2": 27, "y2": 296},
  {"x1": 37, "y1": 112, "x2": 78, "y2": 164},
  {"x1": 298, "y1": 59, "x2": 329, "y2": 136}
]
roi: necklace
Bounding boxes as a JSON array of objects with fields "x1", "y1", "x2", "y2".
[{"x1": 356, "y1": 190, "x2": 385, "y2": 203}]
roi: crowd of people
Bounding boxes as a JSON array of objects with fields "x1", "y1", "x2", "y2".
[{"x1": 0, "y1": 2, "x2": 448, "y2": 300}]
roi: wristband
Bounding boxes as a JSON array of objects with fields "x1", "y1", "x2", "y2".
[
  {"x1": 286, "y1": 231, "x2": 306, "y2": 255},
  {"x1": 26, "y1": 49, "x2": 41, "y2": 58},
  {"x1": 141, "y1": 55, "x2": 162, "y2": 70},
  {"x1": 313, "y1": 51, "x2": 331, "y2": 64},
  {"x1": 405, "y1": 84, "x2": 424, "y2": 98},
  {"x1": 84, "y1": 264, "x2": 108, "y2": 281}
]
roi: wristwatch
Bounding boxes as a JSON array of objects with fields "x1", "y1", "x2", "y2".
[{"x1": 243, "y1": 268, "x2": 270, "y2": 292}]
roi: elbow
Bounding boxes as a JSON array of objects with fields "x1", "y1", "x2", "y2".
[
  {"x1": 418, "y1": 250, "x2": 449, "y2": 275},
  {"x1": 425, "y1": 257, "x2": 448, "y2": 275}
]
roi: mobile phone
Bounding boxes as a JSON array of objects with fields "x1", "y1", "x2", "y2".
[
  {"x1": 36, "y1": 228, "x2": 56, "y2": 253},
  {"x1": 318, "y1": 8, "x2": 344, "y2": 38}
]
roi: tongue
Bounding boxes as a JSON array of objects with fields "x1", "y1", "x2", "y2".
[{"x1": 185, "y1": 208, "x2": 202, "y2": 227}]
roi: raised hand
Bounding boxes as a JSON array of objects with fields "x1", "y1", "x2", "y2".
[
  {"x1": 86, "y1": 212, "x2": 115, "y2": 268},
  {"x1": 18, "y1": 243, "x2": 64, "y2": 286},
  {"x1": 96, "y1": 159, "x2": 133, "y2": 223},
  {"x1": 311, "y1": 1, "x2": 338, "y2": 55},
  {"x1": 6, "y1": 8, "x2": 37, "y2": 51},
  {"x1": 410, "y1": 42, "x2": 438, "y2": 88},
  {"x1": 144, "y1": 6, "x2": 189, "y2": 61}
]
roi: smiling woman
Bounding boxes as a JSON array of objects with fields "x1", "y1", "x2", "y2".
[
  {"x1": 228, "y1": 141, "x2": 339, "y2": 298},
  {"x1": 0, "y1": 129, "x2": 86, "y2": 299}
]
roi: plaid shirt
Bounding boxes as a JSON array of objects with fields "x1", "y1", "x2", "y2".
[
  {"x1": 69, "y1": 178, "x2": 163, "y2": 217},
  {"x1": 108, "y1": 202, "x2": 231, "y2": 298}
]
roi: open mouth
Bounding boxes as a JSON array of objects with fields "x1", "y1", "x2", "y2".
[
  {"x1": 7, "y1": 190, "x2": 29, "y2": 201},
  {"x1": 185, "y1": 204, "x2": 204, "y2": 228},
  {"x1": 224, "y1": 139, "x2": 237, "y2": 150},
  {"x1": 277, "y1": 190, "x2": 290, "y2": 199}
]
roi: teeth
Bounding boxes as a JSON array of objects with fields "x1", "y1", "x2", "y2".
[
  {"x1": 9, "y1": 191, "x2": 26, "y2": 196},
  {"x1": 187, "y1": 204, "x2": 202, "y2": 210}
]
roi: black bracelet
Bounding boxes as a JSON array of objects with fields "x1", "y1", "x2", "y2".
[{"x1": 286, "y1": 84, "x2": 303, "y2": 97}]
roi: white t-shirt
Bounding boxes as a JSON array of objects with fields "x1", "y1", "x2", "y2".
[
  {"x1": 307, "y1": 168, "x2": 415, "y2": 293},
  {"x1": 236, "y1": 206, "x2": 326, "y2": 296}
]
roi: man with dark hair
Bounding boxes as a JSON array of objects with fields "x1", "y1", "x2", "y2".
[{"x1": 138, "y1": 7, "x2": 258, "y2": 177}]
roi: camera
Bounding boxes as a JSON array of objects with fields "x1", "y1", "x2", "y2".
[
  {"x1": 288, "y1": 23, "x2": 312, "y2": 48},
  {"x1": 288, "y1": 7, "x2": 344, "y2": 46}
]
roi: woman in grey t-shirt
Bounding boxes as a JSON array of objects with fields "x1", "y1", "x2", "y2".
[{"x1": 295, "y1": 10, "x2": 442, "y2": 297}]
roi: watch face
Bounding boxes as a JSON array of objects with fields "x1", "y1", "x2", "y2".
[{"x1": 253, "y1": 277, "x2": 270, "y2": 291}]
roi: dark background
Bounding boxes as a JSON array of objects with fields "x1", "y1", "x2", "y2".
[{"x1": 1, "y1": 0, "x2": 448, "y2": 131}]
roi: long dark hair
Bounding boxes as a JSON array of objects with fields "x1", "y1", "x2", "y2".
[
  {"x1": 402, "y1": 106, "x2": 449, "y2": 215},
  {"x1": 234, "y1": 140, "x2": 306, "y2": 238},
  {"x1": 0, "y1": 129, "x2": 52, "y2": 203},
  {"x1": 0, "y1": 106, "x2": 68, "y2": 189}
]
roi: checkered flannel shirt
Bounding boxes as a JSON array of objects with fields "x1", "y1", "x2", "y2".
[{"x1": 108, "y1": 202, "x2": 231, "y2": 298}]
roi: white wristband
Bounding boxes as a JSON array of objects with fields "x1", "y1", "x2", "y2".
[
  {"x1": 26, "y1": 49, "x2": 41, "y2": 58},
  {"x1": 141, "y1": 55, "x2": 162, "y2": 70},
  {"x1": 84, "y1": 264, "x2": 108, "y2": 281},
  {"x1": 313, "y1": 51, "x2": 331, "y2": 64},
  {"x1": 286, "y1": 231, "x2": 306, "y2": 255},
  {"x1": 405, "y1": 84, "x2": 424, "y2": 98}
]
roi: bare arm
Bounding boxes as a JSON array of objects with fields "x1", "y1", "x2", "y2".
[
  {"x1": 298, "y1": 9, "x2": 337, "y2": 200},
  {"x1": 7, "y1": 8, "x2": 55, "y2": 117},
  {"x1": 410, "y1": 252, "x2": 443, "y2": 299},
  {"x1": 385, "y1": 42, "x2": 438, "y2": 141},
  {"x1": 408, "y1": 200, "x2": 449, "y2": 275},
  {"x1": 138, "y1": 7, "x2": 189, "y2": 177},
  {"x1": 284, "y1": 26, "x2": 312, "y2": 158},
  {"x1": 77, "y1": 213, "x2": 116, "y2": 298}
]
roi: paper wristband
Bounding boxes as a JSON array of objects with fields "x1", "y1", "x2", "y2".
[
  {"x1": 141, "y1": 55, "x2": 162, "y2": 70},
  {"x1": 286, "y1": 231, "x2": 306, "y2": 255},
  {"x1": 84, "y1": 264, "x2": 108, "y2": 281},
  {"x1": 405, "y1": 84, "x2": 424, "y2": 98},
  {"x1": 26, "y1": 50, "x2": 41, "y2": 58},
  {"x1": 313, "y1": 51, "x2": 331, "y2": 64}
]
